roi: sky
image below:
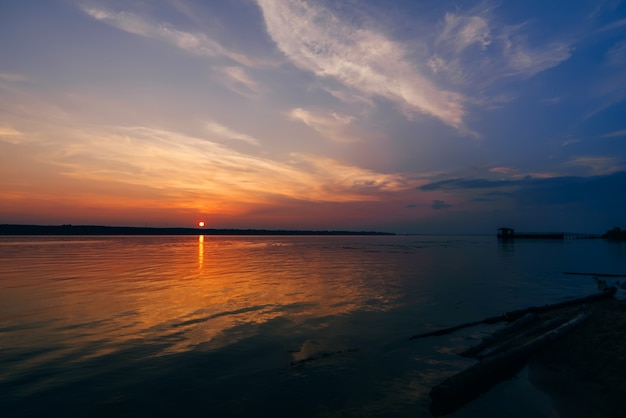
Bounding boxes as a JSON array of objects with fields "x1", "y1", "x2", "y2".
[{"x1": 1, "y1": 0, "x2": 626, "y2": 234}]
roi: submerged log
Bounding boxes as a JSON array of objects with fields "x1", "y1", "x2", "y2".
[
  {"x1": 409, "y1": 287, "x2": 616, "y2": 340},
  {"x1": 458, "y1": 312, "x2": 538, "y2": 358},
  {"x1": 424, "y1": 288, "x2": 616, "y2": 415},
  {"x1": 408, "y1": 316, "x2": 502, "y2": 340},
  {"x1": 476, "y1": 308, "x2": 583, "y2": 359},
  {"x1": 429, "y1": 311, "x2": 591, "y2": 416}
]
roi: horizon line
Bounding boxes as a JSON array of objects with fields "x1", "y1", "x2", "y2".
[{"x1": 0, "y1": 224, "x2": 396, "y2": 236}]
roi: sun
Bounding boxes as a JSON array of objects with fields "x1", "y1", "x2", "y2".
[{"x1": 198, "y1": 221, "x2": 205, "y2": 228}]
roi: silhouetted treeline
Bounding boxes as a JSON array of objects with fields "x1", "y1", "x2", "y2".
[
  {"x1": 0, "y1": 224, "x2": 394, "y2": 236},
  {"x1": 604, "y1": 227, "x2": 626, "y2": 240}
]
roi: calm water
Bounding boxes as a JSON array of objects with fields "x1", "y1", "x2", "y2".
[{"x1": 1, "y1": 235, "x2": 624, "y2": 417}]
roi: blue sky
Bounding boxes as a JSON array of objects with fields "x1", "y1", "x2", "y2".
[{"x1": 1, "y1": 0, "x2": 625, "y2": 233}]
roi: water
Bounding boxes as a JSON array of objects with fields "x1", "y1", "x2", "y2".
[{"x1": 1, "y1": 235, "x2": 624, "y2": 417}]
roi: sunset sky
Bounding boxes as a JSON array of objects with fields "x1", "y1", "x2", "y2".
[{"x1": 1, "y1": 0, "x2": 626, "y2": 233}]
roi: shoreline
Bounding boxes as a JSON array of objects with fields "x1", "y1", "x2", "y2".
[
  {"x1": 0, "y1": 224, "x2": 394, "y2": 236},
  {"x1": 526, "y1": 297, "x2": 626, "y2": 417},
  {"x1": 429, "y1": 289, "x2": 626, "y2": 416}
]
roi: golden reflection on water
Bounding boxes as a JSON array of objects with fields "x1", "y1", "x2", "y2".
[
  {"x1": 3, "y1": 236, "x2": 624, "y2": 418},
  {"x1": 198, "y1": 234, "x2": 204, "y2": 269},
  {"x1": 0, "y1": 236, "x2": 405, "y2": 363}
]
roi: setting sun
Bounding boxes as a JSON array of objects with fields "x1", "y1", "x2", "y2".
[{"x1": 198, "y1": 221, "x2": 205, "y2": 228}]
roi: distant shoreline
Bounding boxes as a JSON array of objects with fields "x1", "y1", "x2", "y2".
[{"x1": 0, "y1": 224, "x2": 395, "y2": 236}]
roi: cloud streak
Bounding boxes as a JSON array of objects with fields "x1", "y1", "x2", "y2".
[
  {"x1": 420, "y1": 177, "x2": 523, "y2": 191},
  {"x1": 0, "y1": 126, "x2": 25, "y2": 144},
  {"x1": 3, "y1": 1, "x2": 625, "y2": 232},
  {"x1": 215, "y1": 66, "x2": 265, "y2": 97},
  {"x1": 256, "y1": 0, "x2": 467, "y2": 130},
  {"x1": 0, "y1": 73, "x2": 32, "y2": 84},
  {"x1": 50, "y1": 125, "x2": 416, "y2": 207},
  {"x1": 80, "y1": 6, "x2": 260, "y2": 68},
  {"x1": 438, "y1": 13, "x2": 492, "y2": 53},
  {"x1": 503, "y1": 37, "x2": 571, "y2": 78},
  {"x1": 431, "y1": 9, "x2": 572, "y2": 86},
  {"x1": 564, "y1": 156, "x2": 625, "y2": 175},
  {"x1": 420, "y1": 171, "x2": 626, "y2": 207},
  {"x1": 205, "y1": 121, "x2": 261, "y2": 146},
  {"x1": 602, "y1": 129, "x2": 626, "y2": 138},
  {"x1": 289, "y1": 108, "x2": 360, "y2": 142}
]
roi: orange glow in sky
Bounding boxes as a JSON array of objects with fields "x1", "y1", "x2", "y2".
[{"x1": 2, "y1": 2, "x2": 625, "y2": 234}]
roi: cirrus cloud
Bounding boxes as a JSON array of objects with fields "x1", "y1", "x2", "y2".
[
  {"x1": 289, "y1": 108, "x2": 360, "y2": 142},
  {"x1": 256, "y1": 0, "x2": 467, "y2": 130},
  {"x1": 80, "y1": 5, "x2": 262, "y2": 68}
]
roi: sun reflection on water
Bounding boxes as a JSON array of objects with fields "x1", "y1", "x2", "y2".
[
  {"x1": 0, "y1": 236, "x2": 407, "y2": 360},
  {"x1": 198, "y1": 234, "x2": 204, "y2": 269}
]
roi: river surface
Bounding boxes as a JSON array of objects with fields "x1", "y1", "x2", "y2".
[{"x1": 1, "y1": 235, "x2": 624, "y2": 417}]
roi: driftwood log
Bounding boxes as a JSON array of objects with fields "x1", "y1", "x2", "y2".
[
  {"x1": 457, "y1": 312, "x2": 539, "y2": 358},
  {"x1": 428, "y1": 311, "x2": 591, "y2": 416},
  {"x1": 409, "y1": 287, "x2": 616, "y2": 340},
  {"x1": 414, "y1": 288, "x2": 617, "y2": 416}
]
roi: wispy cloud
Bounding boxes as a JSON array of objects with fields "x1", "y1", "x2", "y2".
[
  {"x1": 541, "y1": 97, "x2": 562, "y2": 105},
  {"x1": 255, "y1": 1, "x2": 571, "y2": 131},
  {"x1": 256, "y1": 0, "x2": 467, "y2": 130},
  {"x1": 489, "y1": 166, "x2": 519, "y2": 175},
  {"x1": 80, "y1": 6, "x2": 260, "y2": 68},
  {"x1": 565, "y1": 156, "x2": 624, "y2": 175},
  {"x1": 606, "y1": 39, "x2": 626, "y2": 67},
  {"x1": 0, "y1": 73, "x2": 31, "y2": 83},
  {"x1": 597, "y1": 18, "x2": 626, "y2": 33},
  {"x1": 319, "y1": 86, "x2": 375, "y2": 109},
  {"x1": 214, "y1": 66, "x2": 265, "y2": 97},
  {"x1": 51, "y1": 125, "x2": 415, "y2": 206},
  {"x1": 205, "y1": 121, "x2": 260, "y2": 146},
  {"x1": 419, "y1": 172, "x2": 626, "y2": 218},
  {"x1": 420, "y1": 177, "x2": 522, "y2": 191},
  {"x1": 584, "y1": 39, "x2": 626, "y2": 120},
  {"x1": 503, "y1": 36, "x2": 571, "y2": 78},
  {"x1": 562, "y1": 137, "x2": 582, "y2": 146},
  {"x1": 289, "y1": 108, "x2": 360, "y2": 142},
  {"x1": 293, "y1": 153, "x2": 415, "y2": 195},
  {"x1": 602, "y1": 129, "x2": 626, "y2": 138},
  {"x1": 431, "y1": 9, "x2": 571, "y2": 87},
  {"x1": 0, "y1": 126, "x2": 25, "y2": 144},
  {"x1": 438, "y1": 13, "x2": 492, "y2": 53}
]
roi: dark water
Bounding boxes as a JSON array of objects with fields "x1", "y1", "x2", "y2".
[{"x1": 1, "y1": 235, "x2": 624, "y2": 417}]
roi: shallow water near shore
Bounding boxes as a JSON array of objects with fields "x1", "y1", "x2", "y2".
[{"x1": 1, "y1": 235, "x2": 624, "y2": 417}]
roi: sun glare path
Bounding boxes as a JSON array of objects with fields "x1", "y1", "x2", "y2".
[{"x1": 198, "y1": 234, "x2": 204, "y2": 268}]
